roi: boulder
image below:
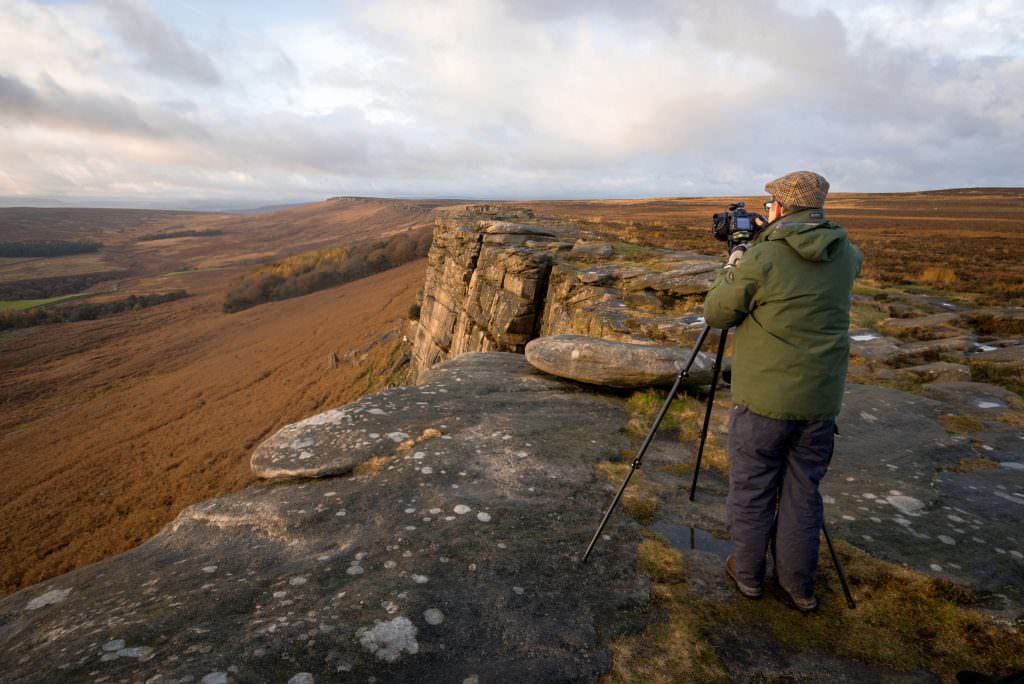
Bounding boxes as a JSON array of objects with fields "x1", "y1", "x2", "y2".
[{"x1": 525, "y1": 334, "x2": 718, "y2": 388}]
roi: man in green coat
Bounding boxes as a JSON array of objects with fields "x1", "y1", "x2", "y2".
[{"x1": 703, "y1": 170, "x2": 863, "y2": 611}]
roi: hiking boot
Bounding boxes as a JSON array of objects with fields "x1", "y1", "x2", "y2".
[
  {"x1": 781, "y1": 586, "x2": 818, "y2": 613},
  {"x1": 725, "y1": 555, "x2": 763, "y2": 599}
]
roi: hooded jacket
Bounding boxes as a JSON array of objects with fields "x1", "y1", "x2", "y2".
[{"x1": 703, "y1": 208, "x2": 863, "y2": 420}]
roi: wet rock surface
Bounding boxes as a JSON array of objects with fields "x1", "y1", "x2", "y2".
[
  {"x1": 0, "y1": 354, "x2": 651, "y2": 684},
  {"x1": 823, "y1": 384, "x2": 1024, "y2": 608},
  {"x1": 524, "y1": 333, "x2": 717, "y2": 388}
]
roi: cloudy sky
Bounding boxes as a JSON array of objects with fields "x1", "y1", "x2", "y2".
[{"x1": 0, "y1": 0, "x2": 1021, "y2": 206}]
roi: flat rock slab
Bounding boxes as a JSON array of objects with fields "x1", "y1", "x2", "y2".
[
  {"x1": 848, "y1": 330, "x2": 902, "y2": 363},
  {"x1": 708, "y1": 628, "x2": 939, "y2": 683},
  {"x1": 896, "y1": 361, "x2": 972, "y2": 383},
  {"x1": 0, "y1": 354, "x2": 651, "y2": 684},
  {"x1": 889, "y1": 336, "x2": 974, "y2": 366},
  {"x1": 622, "y1": 267, "x2": 718, "y2": 297},
  {"x1": 525, "y1": 334, "x2": 717, "y2": 388},
  {"x1": 569, "y1": 241, "x2": 614, "y2": 259},
  {"x1": 971, "y1": 344, "x2": 1024, "y2": 366},
  {"x1": 918, "y1": 381, "x2": 1021, "y2": 414},
  {"x1": 876, "y1": 313, "x2": 963, "y2": 338},
  {"x1": 823, "y1": 384, "x2": 1024, "y2": 611}
]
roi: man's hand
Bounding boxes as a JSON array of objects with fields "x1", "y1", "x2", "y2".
[{"x1": 727, "y1": 245, "x2": 747, "y2": 268}]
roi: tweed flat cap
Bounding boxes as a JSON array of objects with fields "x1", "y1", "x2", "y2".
[{"x1": 765, "y1": 171, "x2": 830, "y2": 209}]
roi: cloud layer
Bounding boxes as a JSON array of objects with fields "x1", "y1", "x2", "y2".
[{"x1": 0, "y1": 0, "x2": 1021, "y2": 204}]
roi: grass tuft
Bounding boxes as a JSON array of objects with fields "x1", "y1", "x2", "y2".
[
  {"x1": 594, "y1": 461, "x2": 663, "y2": 525},
  {"x1": 623, "y1": 390, "x2": 731, "y2": 477},
  {"x1": 937, "y1": 414, "x2": 985, "y2": 434},
  {"x1": 602, "y1": 536, "x2": 729, "y2": 684},
  {"x1": 706, "y1": 539, "x2": 1024, "y2": 681},
  {"x1": 623, "y1": 496, "x2": 659, "y2": 526},
  {"x1": 353, "y1": 456, "x2": 390, "y2": 477},
  {"x1": 969, "y1": 360, "x2": 1024, "y2": 395},
  {"x1": 918, "y1": 266, "x2": 958, "y2": 285},
  {"x1": 637, "y1": 533, "x2": 685, "y2": 584},
  {"x1": 946, "y1": 457, "x2": 999, "y2": 473}
]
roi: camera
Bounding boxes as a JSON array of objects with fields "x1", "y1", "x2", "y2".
[{"x1": 712, "y1": 202, "x2": 766, "y2": 250}]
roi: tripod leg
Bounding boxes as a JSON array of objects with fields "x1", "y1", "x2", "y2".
[
  {"x1": 689, "y1": 328, "x2": 729, "y2": 501},
  {"x1": 581, "y1": 465, "x2": 638, "y2": 564},
  {"x1": 582, "y1": 326, "x2": 712, "y2": 563},
  {"x1": 822, "y1": 522, "x2": 856, "y2": 609}
]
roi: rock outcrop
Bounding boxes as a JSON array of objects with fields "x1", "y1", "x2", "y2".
[
  {"x1": 0, "y1": 354, "x2": 649, "y2": 683},
  {"x1": 4, "y1": 205, "x2": 1024, "y2": 682},
  {"x1": 411, "y1": 206, "x2": 721, "y2": 381},
  {"x1": 4, "y1": 354, "x2": 1021, "y2": 682}
]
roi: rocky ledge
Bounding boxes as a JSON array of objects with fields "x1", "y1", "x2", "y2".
[
  {"x1": 0, "y1": 354, "x2": 648, "y2": 684},
  {"x1": 1, "y1": 355, "x2": 1022, "y2": 682}
]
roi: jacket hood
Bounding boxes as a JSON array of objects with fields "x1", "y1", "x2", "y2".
[{"x1": 762, "y1": 209, "x2": 848, "y2": 263}]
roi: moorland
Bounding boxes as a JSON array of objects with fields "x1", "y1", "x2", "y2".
[{"x1": 1, "y1": 188, "x2": 1021, "y2": 602}]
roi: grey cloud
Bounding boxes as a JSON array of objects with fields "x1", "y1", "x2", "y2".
[
  {"x1": 0, "y1": 72, "x2": 157, "y2": 136},
  {"x1": 2, "y1": 0, "x2": 1022, "y2": 203},
  {"x1": 0, "y1": 72, "x2": 209, "y2": 142},
  {"x1": 266, "y1": 49, "x2": 300, "y2": 87},
  {"x1": 100, "y1": 0, "x2": 221, "y2": 85}
]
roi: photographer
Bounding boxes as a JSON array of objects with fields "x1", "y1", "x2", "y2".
[{"x1": 703, "y1": 171, "x2": 863, "y2": 611}]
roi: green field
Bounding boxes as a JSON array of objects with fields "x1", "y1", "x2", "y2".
[{"x1": 0, "y1": 294, "x2": 83, "y2": 311}]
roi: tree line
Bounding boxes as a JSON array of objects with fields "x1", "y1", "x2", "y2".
[
  {"x1": 0, "y1": 240, "x2": 102, "y2": 257},
  {"x1": 137, "y1": 229, "x2": 224, "y2": 241},
  {"x1": 0, "y1": 291, "x2": 189, "y2": 330},
  {"x1": 223, "y1": 226, "x2": 433, "y2": 313}
]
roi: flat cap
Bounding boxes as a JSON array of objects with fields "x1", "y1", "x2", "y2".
[{"x1": 765, "y1": 170, "x2": 830, "y2": 209}]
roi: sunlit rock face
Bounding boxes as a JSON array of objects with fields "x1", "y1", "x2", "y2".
[{"x1": 410, "y1": 206, "x2": 721, "y2": 381}]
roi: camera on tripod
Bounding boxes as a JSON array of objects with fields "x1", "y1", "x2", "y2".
[{"x1": 712, "y1": 202, "x2": 766, "y2": 251}]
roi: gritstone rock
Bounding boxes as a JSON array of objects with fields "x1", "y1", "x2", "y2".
[
  {"x1": 569, "y1": 240, "x2": 614, "y2": 259},
  {"x1": 876, "y1": 313, "x2": 963, "y2": 339},
  {"x1": 0, "y1": 353, "x2": 649, "y2": 683},
  {"x1": 524, "y1": 334, "x2": 718, "y2": 388},
  {"x1": 896, "y1": 361, "x2": 972, "y2": 383}
]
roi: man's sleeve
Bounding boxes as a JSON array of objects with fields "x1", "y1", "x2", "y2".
[{"x1": 703, "y1": 251, "x2": 763, "y2": 329}]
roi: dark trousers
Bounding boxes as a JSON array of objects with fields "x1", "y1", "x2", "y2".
[{"x1": 726, "y1": 404, "x2": 835, "y2": 599}]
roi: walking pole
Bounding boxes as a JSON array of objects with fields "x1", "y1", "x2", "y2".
[
  {"x1": 822, "y1": 522, "x2": 857, "y2": 609},
  {"x1": 581, "y1": 326, "x2": 713, "y2": 563},
  {"x1": 688, "y1": 328, "x2": 729, "y2": 501}
]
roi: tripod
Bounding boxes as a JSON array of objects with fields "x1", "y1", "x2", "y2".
[{"x1": 580, "y1": 325, "x2": 856, "y2": 610}]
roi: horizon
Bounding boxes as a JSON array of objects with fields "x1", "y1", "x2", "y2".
[
  {"x1": 1, "y1": 0, "x2": 1022, "y2": 204},
  {"x1": 1, "y1": 185, "x2": 1021, "y2": 213}
]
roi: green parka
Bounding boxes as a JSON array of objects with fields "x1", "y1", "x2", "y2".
[{"x1": 703, "y1": 209, "x2": 863, "y2": 420}]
